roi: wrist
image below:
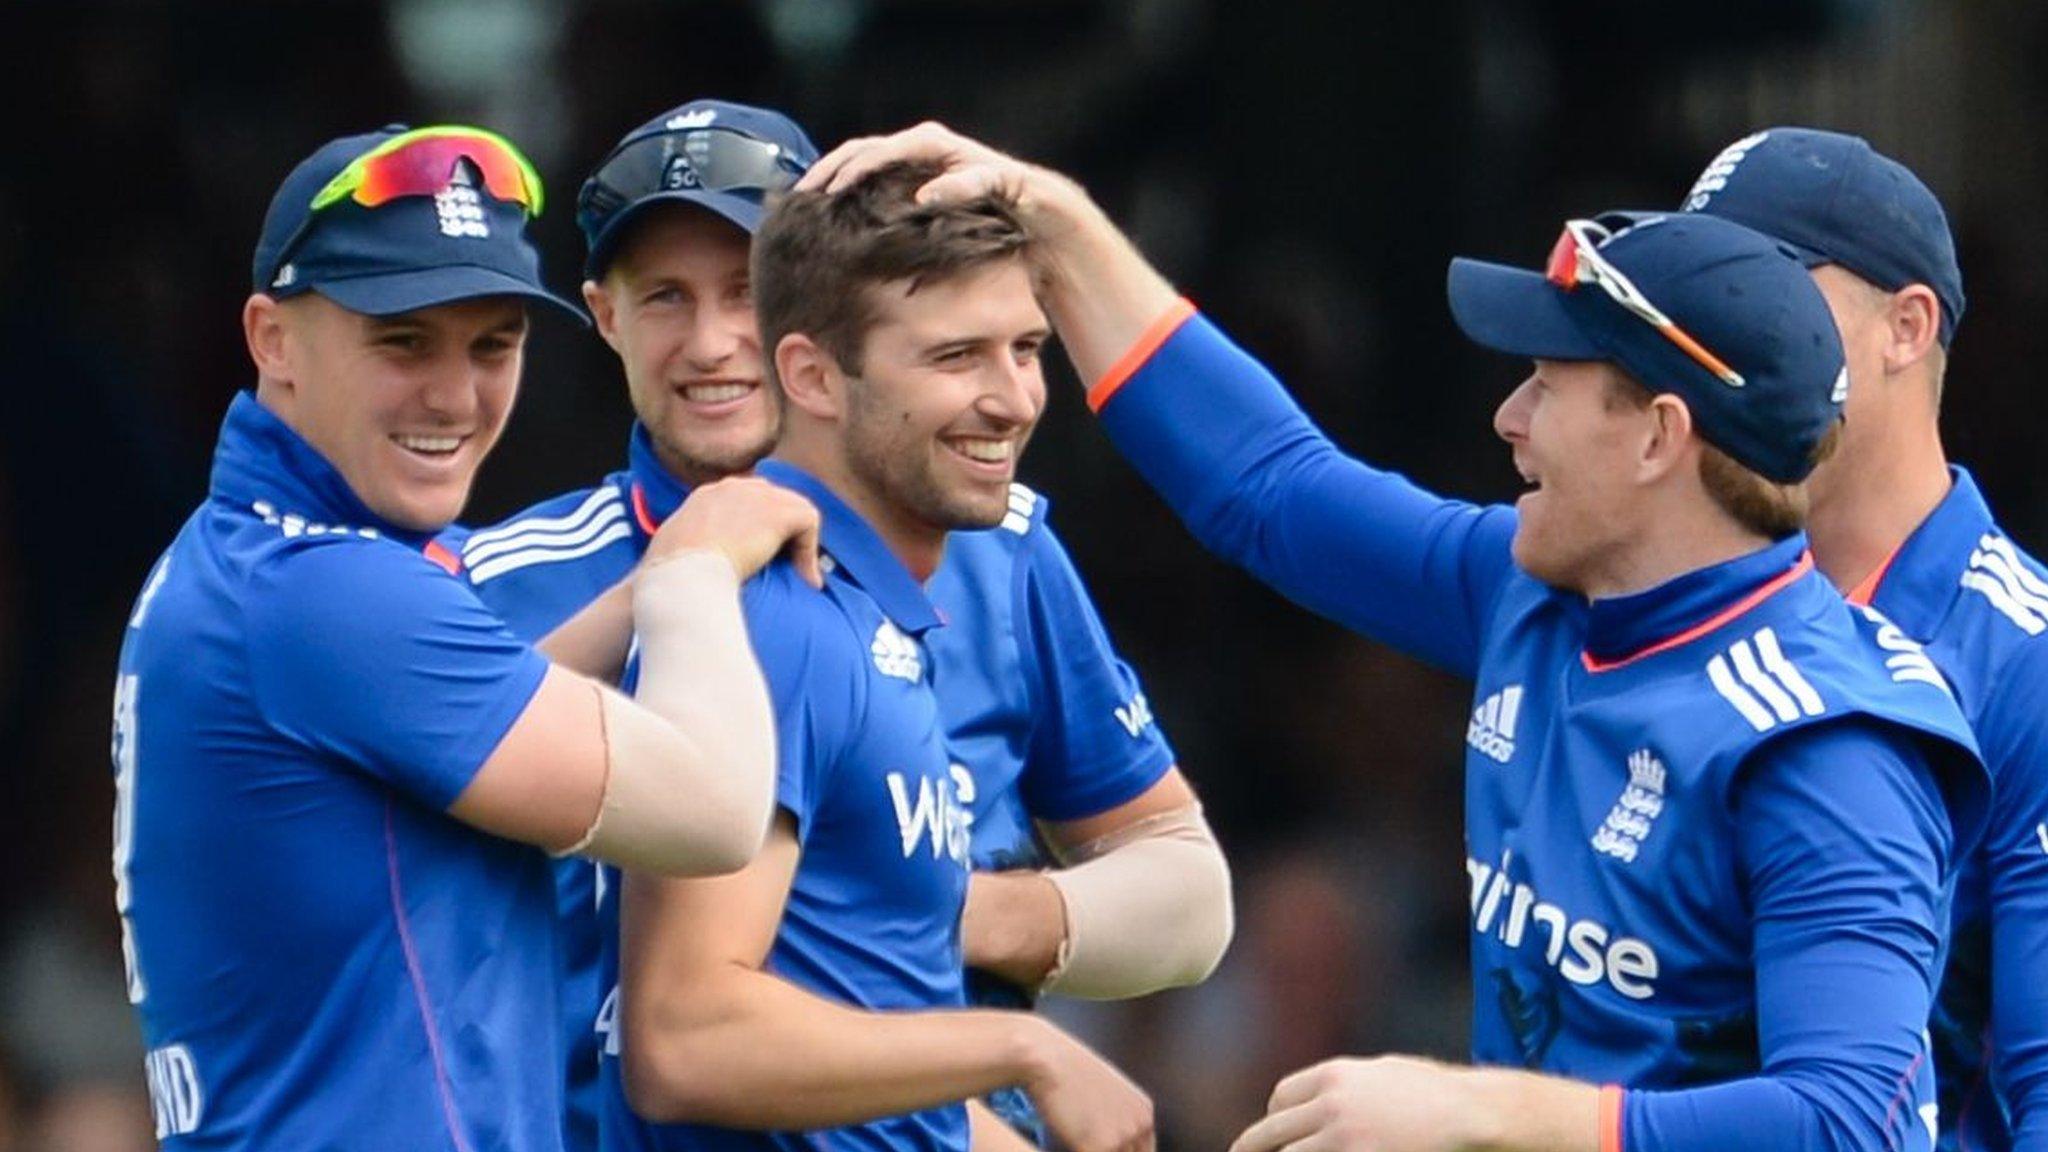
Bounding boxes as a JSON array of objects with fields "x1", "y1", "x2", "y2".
[
  {"x1": 999, "y1": 1013, "x2": 1066, "y2": 1092},
  {"x1": 632, "y1": 549, "x2": 741, "y2": 634}
]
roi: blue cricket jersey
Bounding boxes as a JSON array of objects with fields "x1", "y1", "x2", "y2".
[
  {"x1": 113, "y1": 393, "x2": 560, "y2": 1151},
  {"x1": 1089, "y1": 305, "x2": 1993, "y2": 1152},
  {"x1": 452, "y1": 427, "x2": 1174, "y2": 1150},
  {"x1": 1848, "y1": 468, "x2": 2048, "y2": 1152},
  {"x1": 599, "y1": 458, "x2": 971, "y2": 1152}
]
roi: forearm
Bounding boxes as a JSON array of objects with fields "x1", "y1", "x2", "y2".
[
  {"x1": 1041, "y1": 803, "x2": 1233, "y2": 999},
  {"x1": 968, "y1": 1098, "x2": 1041, "y2": 1152},
  {"x1": 537, "y1": 577, "x2": 633, "y2": 682},
  {"x1": 625, "y1": 964, "x2": 1053, "y2": 1128},
  {"x1": 1090, "y1": 311, "x2": 1515, "y2": 674},
  {"x1": 572, "y1": 553, "x2": 776, "y2": 873}
]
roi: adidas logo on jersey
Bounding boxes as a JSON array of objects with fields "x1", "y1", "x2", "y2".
[
  {"x1": 1466, "y1": 684, "x2": 1524, "y2": 763},
  {"x1": 1960, "y1": 532, "x2": 2048, "y2": 636},
  {"x1": 1706, "y1": 628, "x2": 1823, "y2": 733},
  {"x1": 1591, "y1": 749, "x2": 1668, "y2": 864},
  {"x1": 871, "y1": 621, "x2": 923, "y2": 682}
]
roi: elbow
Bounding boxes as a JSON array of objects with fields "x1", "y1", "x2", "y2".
[
  {"x1": 620, "y1": 1013, "x2": 744, "y2": 1126},
  {"x1": 1167, "y1": 856, "x2": 1236, "y2": 989}
]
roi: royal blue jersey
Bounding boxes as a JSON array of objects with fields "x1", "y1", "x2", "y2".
[
  {"x1": 113, "y1": 393, "x2": 560, "y2": 1151},
  {"x1": 597, "y1": 458, "x2": 971, "y2": 1152},
  {"x1": 451, "y1": 427, "x2": 1174, "y2": 1150},
  {"x1": 1850, "y1": 469, "x2": 2048, "y2": 1152},
  {"x1": 1090, "y1": 308, "x2": 1993, "y2": 1152}
]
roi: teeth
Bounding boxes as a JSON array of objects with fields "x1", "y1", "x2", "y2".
[
  {"x1": 683, "y1": 383, "x2": 752, "y2": 403},
  {"x1": 954, "y1": 439, "x2": 1013, "y2": 463},
  {"x1": 395, "y1": 434, "x2": 462, "y2": 453}
]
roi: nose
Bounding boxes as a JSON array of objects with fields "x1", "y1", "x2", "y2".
[
  {"x1": 683, "y1": 299, "x2": 748, "y2": 372},
  {"x1": 978, "y1": 352, "x2": 1045, "y2": 427},
  {"x1": 1494, "y1": 373, "x2": 1536, "y2": 444},
  {"x1": 420, "y1": 358, "x2": 482, "y2": 421}
]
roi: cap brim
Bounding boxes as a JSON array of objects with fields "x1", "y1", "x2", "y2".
[
  {"x1": 313, "y1": 266, "x2": 590, "y2": 325},
  {"x1": 584, "y1": 190, "x2": 765, "y2": 279},
  {"x1": 1445, "y1": 258, "x2": 1605, "y2": 362}
]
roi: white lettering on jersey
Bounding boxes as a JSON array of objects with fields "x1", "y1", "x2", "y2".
[
  {"x1": 1707, "y1": 628, "x2": 1823, "y2": 732},
  {"x1": 144, "y1": 1043, "x2": 204, "y2": 1138},
  {"x1": 1854, "y1": 605, "x2": 1952, "y2": 693},
  {"x1": 870, "y1": 622, "x2": 923, "y2": 682},
  {"x1": 1466, "y1": 853, "x2": 1661, "y2": 1000},
  {"x1": 1960, "y1": 533, "x2": 2048, "y2": 636},
  {"x1": 1683, "y1": 130, "x2": 1770, "y2": 212},
  {"x1": 595, "y1": 984, "x2": 621, "y2": 1057},
  {"x1": 128, "y1": 554, "x2": 172, "y2": 629},
  {"x1": 1591, "y1": 749, "x2": 1667, "y2": 864},
  {"x1": 1115, "y1": 691, "x2": 1155, "y2": 738},
  {"x1": 886, "y1": 771, "x2": 971, "y2": 864},
  {"x1": 111, "y1": 674, "x2": 146, "y2": 1005},
  {"x1": 1466, "y1": 684, "x2": 1523, "y2": 763}
]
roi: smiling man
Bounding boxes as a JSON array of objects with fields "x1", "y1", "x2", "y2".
[
  {"x1": 801, "y1": 125, "x2": 1994, "y2": 1152},
  {"x1": 452, "y1": 100, "x2": 1228, "y2": 1152},
  {"x1": 110, "y1": 125, "x2": 819, "y2": 1152},
  {"x1": 596, "y1": 161, "x2": 1153, "y2": 1152}
]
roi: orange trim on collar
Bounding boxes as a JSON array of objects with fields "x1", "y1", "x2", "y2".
[
  {"x1": 422, "y1": 539, "x2": 462, "y2": 576},
  {"x1": 1581, "y1": 552, "x2": 1814, "y2": 674},
  {"x1": 630, "y1": 483, "x2": 660, "y2": 535},
  {"x1": 1844, "y1": 543, "x2": 1903, "y2": 607},
  {"x1": 1599, "y1": 1085, "x2": 1625, "y2": 1152},
  {"x1": 1085, "y1": 297, "x2": 1198, "y2": 413}
]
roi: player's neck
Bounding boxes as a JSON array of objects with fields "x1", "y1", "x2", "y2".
[
  {"x1": 1586, "y1": 510, "x2": 1774, "y2": 602},
  {"x1": 1806, "y1": 422, "x2": 1950, "y2": 596},
  {"x1": 770, "y1": 442, "x2": 946, "y2": 581}
]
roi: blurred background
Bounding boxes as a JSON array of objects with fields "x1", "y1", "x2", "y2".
[{"x1": 6, "y1": 0, "x2": 2048, "y2": 1148}]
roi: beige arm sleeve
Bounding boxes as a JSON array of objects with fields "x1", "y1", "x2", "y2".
[
  {"x1": 557, "y1": 550, "x2": 777, "y2": 876},
  {"x1": 1040, "y1": 803, "x2": 1234, "y2": 999}
]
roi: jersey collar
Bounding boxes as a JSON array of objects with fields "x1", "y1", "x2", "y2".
[
  {"x1": 207, "y1": 392, "x2": 433, "y2": 548},
  {"x1": 1582, "y1": 534, "x2": 1812, "y2": 672},
  {"x1": 1851, "y1": 467, "x2": 1993, "y2": 636},
  {"x1": 625, "y1": 423, "x2": 692, "y2": 536},
  {"x1": 754, "y1": 458, "x2": 944, "y2": 635}
]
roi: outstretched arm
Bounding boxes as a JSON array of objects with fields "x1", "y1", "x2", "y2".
[{"x1": 803, "y1": 126, "x2": 1516, "y2": 675}]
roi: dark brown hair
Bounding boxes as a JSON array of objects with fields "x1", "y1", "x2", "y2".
[{"x1": 752, "y1": 160, "x2": 1035, "y2": 382}]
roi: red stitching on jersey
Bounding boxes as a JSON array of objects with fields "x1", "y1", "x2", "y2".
[
  {"x1": 385, "y1": 801, "x2": 474, "y2": 1152},
  {"x1": 1582, "y1": 552, "x2": 1814, "y2": 673}
]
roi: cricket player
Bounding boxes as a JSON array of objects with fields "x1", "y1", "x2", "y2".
[
  {"x1": 802, "y1": 125, "x2": 1992, "y2": 1152},
  {"x1": 596, "y1": 161, "x2": 1157, "y2": 1152},
  {"x1": 1685, "y1": 126, "x2": 2048, "y2": 1152},
  {"x1": 111, "y1": 125, "x2": 818, "y2": 1151},
  {"x1": 450, "y1": 100, "x2": 1229, "y2": 1151}
]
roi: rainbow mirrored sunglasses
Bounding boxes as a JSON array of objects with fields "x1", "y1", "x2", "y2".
[
  {"x1": 1544, "y1": 218, "x2": 1746, "y2": 389},
  {"x1": 310, "y1": 125, "x2": 545, "y2": 216}
]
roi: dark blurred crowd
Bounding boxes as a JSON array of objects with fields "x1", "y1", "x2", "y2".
[{"x1": 7, "y1": 1, "x2": 2048, "y2": 1148}]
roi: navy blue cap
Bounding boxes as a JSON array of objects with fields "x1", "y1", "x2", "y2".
[
  {"x1": 251, "y1": 126, "x2": 584, "y2": 321},
  {"x1": 1682, "y1": 127, "x2": 1964, "y2": 345},
  {"x1": 577, "y1": 99, "x2": 819, "y2": 279},
  {"x1": 1447, "y1": 212, "x2": 1847, "y2": 484}
]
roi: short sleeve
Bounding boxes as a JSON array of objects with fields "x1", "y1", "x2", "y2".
[
  {"x1": 1012, "y1": 524, "x2": 1176, "y2": 822},
  {"x1": 741, "y1": 565, "x2": 862, "y2": 842},
  {"x1": 246, "y1": 540, "x2": 550, "y2": 810}
]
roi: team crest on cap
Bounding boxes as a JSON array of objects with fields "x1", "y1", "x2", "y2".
[
  {"x1": 1831, "y1": 367, "x2": 1849, "y2": 404},
  {"x1": 666, "y1": 108, "x2": 718, "y2": 130},
  {"x1": 434, "y1": 164, "x2": 490, "y2": 239},
  {"x1": 1684, "y1": 130, "x2": 1770, "y2": 212}
]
